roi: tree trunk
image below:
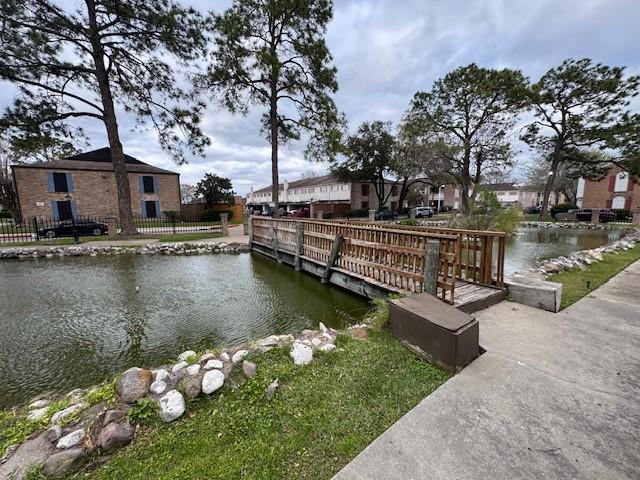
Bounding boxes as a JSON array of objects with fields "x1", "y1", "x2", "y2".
[
  {"x1": 461, "y1": 141, "x2": 471, "y2": 213},
  {"x1": 270, "y1": 76, "x2": 279, "y2": 217},
  {"x1": 86, "y1": 0, "x2": 136, "y2": 235},
  {"x1": 540, "y1": 151, "x2": 561, "y2": 217},
  {"x1": 398, "y1": 178, "x2": 410, "y2": 210}
]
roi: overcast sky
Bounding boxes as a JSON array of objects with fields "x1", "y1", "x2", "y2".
[{"x1": 2, "y1": 0, "x2": 639, "y2": 194}]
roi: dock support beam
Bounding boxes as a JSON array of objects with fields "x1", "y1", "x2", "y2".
[
  {"x1": 294, "y1": 223, "x2": 303, "y2": 271},
  {"x1": 423, "y1": 239, "x2": 440, "y2": 295},
  {"x1": 322, "y1": 234, "x2": 343, "y2": 283},
  {"x1": 248, "y1": 216, "x2": 253, "y2": 250},
  {"x1": 271, "y1": 226, "x2": 281, "y2": 263}
]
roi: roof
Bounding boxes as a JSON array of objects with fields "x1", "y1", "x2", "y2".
[
  {"x1": 251, "y1": 174, "x2": 396, "y2": 195},
  {"x1": 481, "y1": 183, "x2": 519, "y2": 192},
  {"x1": 11, "y1": 147, "x2": 178, "y2": 175}
]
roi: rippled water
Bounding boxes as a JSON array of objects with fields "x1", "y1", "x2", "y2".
[
  {"x1": 0, "y1": 253, "x2": 369, "y2": 408},
  {"x1": 504, "y1": 227, "x2": 622, "y2": 275}
]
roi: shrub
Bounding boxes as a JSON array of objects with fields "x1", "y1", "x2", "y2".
[
  {"x1": 201, "y1": 210, "x2": 234, "y2": 222},
  {"x1": 550, "y1": 203, "x2": 577, "y2": 219},
  {"x1": 127, "y1": 398, "x2": 156, "y2": 424},
  {"x1": 344, "y1": 209, "x2": 368, "y2": 218},
  {"x1": 398, "y1": 219, "x2": 418, "y2": 226},
  {"x1": 0, "y1": 211, "x2": 11, "y2": 219},
  {"x1": 612, "y1": 209, "x2": 631, "y2": 222},
  {"x1": 85, "y1": 379, "x2": 118, "y2": 406}
]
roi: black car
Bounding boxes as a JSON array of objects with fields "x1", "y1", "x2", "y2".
[
  {"x1": 38, "y1": 219, "x2": 109, "y2": 238},
  {"x1": 524, "y1": 205, "x2": 542, "y2": 214},
  {"x1": 374, "y1": 209, "x2": 398, "y2": 221}
]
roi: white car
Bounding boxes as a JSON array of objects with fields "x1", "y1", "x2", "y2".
[{"x1": 414, "y1": 207, "x2": 434, "y2": 218}]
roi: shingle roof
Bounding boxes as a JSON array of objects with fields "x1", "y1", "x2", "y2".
[
  {"x1": 11, "y1": 147, "x2": 178, "y2": 175},
  {"x1": 252, "y1": 174, "x2": 396, "y2": 194}
]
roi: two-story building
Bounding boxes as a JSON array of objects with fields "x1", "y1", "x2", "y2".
[
  {"x1": 246, "y1": 175, "x2": 401, "y2": 217},
  {"x1": 576, "y1": 166, "x2": 638, "y2": 210},
  {"x1": 481, "y1": 183, "x2": 564, "y2": 207},
  {"x1": 12, "y1": 147, "x2": 181, "y2": 221}
]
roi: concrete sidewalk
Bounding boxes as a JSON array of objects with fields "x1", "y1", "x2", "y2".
[{"x1": 333, "y1": 261, "x2": 640, "y2": 480}]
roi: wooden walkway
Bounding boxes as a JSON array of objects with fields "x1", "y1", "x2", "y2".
[{"x1": 445, "y1": 280, "x2": 507, "y2": 313}]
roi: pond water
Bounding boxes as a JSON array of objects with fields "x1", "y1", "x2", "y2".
[
  {"x1": 503, "y1": 227, "x2": 622, "y2": 276},
  {"x1": 0, "y1": 253, "x2": 369, "y2": 409}
]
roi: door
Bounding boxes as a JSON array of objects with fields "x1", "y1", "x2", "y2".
[
  {"x1": 145, "y1": 200, "x2": 158, "y2": 218},
  {"x1": 57, "y1": 201, "x2": 73, "y2": 221}
]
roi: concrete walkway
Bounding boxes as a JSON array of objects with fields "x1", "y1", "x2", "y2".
[{"x1": 333, "y1": 261, "x2": 640, "y2": 480}]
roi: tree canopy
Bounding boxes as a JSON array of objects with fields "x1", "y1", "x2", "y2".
[
  {"x1": 0, "y1": 0, "x2": 209, "y2": 232},
  {"x1": 201, "y1": 0, "x2": 343, "y2": 214},
  {"x1": 403, "y1": 64, "x2": 528, "y2": 212},
  {"x1": 195, "y1": 173, "x2": 235, "y2": 206}
]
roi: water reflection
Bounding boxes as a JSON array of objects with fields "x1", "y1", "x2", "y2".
[{"x1": 0, "y1": 253, "x2": 368, "y2": 408}]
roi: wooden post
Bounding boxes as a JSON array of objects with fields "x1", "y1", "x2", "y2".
[
  {"x1": 248, "y1": 216, "x2": 254, "y2": 250},
  {"x1": 322, "y1": 234, "x2": 343, "y2": 283},
  {"x1": 243, "y1": 209, "x2": 249, "y2": 235},
  {"x1": 294, "y1": 222, "x2": 303, "y2": 271},
  {"x1": 368, "y1": 209, "x2": 376, "y2": 222},
  {"x1": 423, "y1": 239, "x2": 440, "y2": 295},
  {"x1": 271, "y1": 225, "x2": 281, "y2": 263},
  {"x1": 220, "y1": 213, "x2": 229, "y2": 236}
]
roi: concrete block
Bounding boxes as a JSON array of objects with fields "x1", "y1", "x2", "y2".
[{"x1": 506, "y1": 272, "x2": 562, "y2": 312}]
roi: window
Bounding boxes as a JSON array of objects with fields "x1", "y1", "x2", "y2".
[
  {"x1": 390, "y1": 185, "x2": 398, "y2": 196},
  {"x1": 454, "y1": 188, "x2": 459, "y2": 198},
  {"x1": 140, "y1": 175, "x2": 157, "y2": 194},
  {"x1": 51, "y1": 200, "x2": 75, "y2": 221},
  {"x1": 614, "y1": 172, "x2": 629, "y2": 192},
  {"x1": 48, "y1": 172, "x2": 73, "y2": 193},
  {"x1": 142, "y1": 200, "x2": 160, "y2": 218},
  {"x1": 320, "y1": 186, "x2": 327, "y2": 192},
  {"x1": 391, "y1": 201, "x2": 398, "y2": 210},
  {"x1": 611, "y1": 196, "x2": 626, "y2": 209},
  {"x1": 361, "y1": 201, "x2": 369, "y2": 210},
  {"x1": 361, "y1": 184, "x2": 369, "y2": 196}
]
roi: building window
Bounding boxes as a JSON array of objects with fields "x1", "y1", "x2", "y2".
[
  {"x1": 361, "y1": 201, "x2": 369, "y2": 210},
  {"x1": 390, "y1": 185, "x2": 398, "y2": 196},
  {"x1": 51, "y1": 200, "x2": 76, "y2": 221},
  {"x1": 142, "y1": 200, "x2": 160, "y2": 218},
  {"x1": 611, "y1": 196, "x2": 626, "y2": 209},
  {"x1": 454, "y1": 188, "x2": 459, "y2": 198},
  {"x1": 320, "y1": 186, "x2": 327, "y2": 192},
  {"x1": 48, "y1": 172, "x2": 73, "y2": 193},
  {"x1": 140, "y1": 175, "x2": 157, "y2": 194},
  {"x1": 614, "y1": 172, "x2": 629, "y2": 192},
  {"x1": 391, "y1": 201, "x2": 398, "y2": 210},
  {"x1": 361, "y1": 184, "x2": 369, "y2": 196}
]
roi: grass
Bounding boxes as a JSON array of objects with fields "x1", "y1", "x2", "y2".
[
  {"x1": 155, "y1": 232, "x2": 223, "y2": 243},
  {"x1": 67, "y1": 332, "x2": 450, "y2": 480},
  {"x1": 548, "y1": 244, "x2": 640, "y2": 309}
]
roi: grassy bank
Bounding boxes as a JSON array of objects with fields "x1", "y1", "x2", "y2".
[
  {"x1": 62, "y1": 332, "x2": 449, "y2": 480},
  {"x1": 548, "y1": 244, "x2": 640, "y2": 309}
]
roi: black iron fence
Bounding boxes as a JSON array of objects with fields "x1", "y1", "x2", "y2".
[{"x1": 0, "y1": 213, "x2": 223, "y2": 245}]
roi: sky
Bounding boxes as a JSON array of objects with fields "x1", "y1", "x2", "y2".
[{"x1": 2, "y1": 0, "x2": 639, "y2": 195}]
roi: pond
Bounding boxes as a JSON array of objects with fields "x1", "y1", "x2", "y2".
[
  {"x1": 504, "y1": 227, "x2": 622, "y2": 276},
  {"x1": 0, "y1": 253, "x2": 369, "y2": 409}
]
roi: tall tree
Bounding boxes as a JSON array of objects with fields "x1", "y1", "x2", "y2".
[
  {"x1": 332, "y1": 121, "x2": 397, "y2": 209},
  {"x1": 522, "y1": 58, "x2": 640, "y2": 215},
  {"x1": 404, "y1": 64, "x2": 529, "y2": 212},
  {"x1": 201, "y1": 0, "x2": 343, "y2": 216},
  {"x1": 195, "y1": 173, "x2": 235, "y2": 207},
  {"x1": 0, "y1": 0, "x2": 209, "y2": 234}
]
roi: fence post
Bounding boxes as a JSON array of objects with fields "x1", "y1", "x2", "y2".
[
  {"x1": 220, "y1": 213, "x2": 229, "y2": 236},
  {"x1": 322, "y1": 234, "x2": 343, "y2": 283},
  {"x1": 33, "y1": 217, "x2": 40, "y2": 242},
  {"x1": 294, "y1": 222, "x2": 303, "y2": 271},
  {"x1": 172, "y1": 213, "x2": 177, "y2": 235},
  {"x1": 633, "y1": 208, "x2": 640, "y2": 225},
  {"x1": 423, "y1": 239, "x2": 440, "y2": 295},
  {"x1": 368, "y1": 209, "x2": 376, "y2": 222},
  {"x1": 105, "y1": 217, "x2": 118, "y2": 238},
  {"x1": 271, "y1": 225, "x2": 280, "y2": 263},
  {"x1": 248, "y1": 216, "x2": 254, "y2": 249},
  {"x1": 243, "y1": 209, "x2": 249, "y2": 235}
]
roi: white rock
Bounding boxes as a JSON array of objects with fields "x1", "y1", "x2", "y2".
[
  {"x1": 319, "y1": 344, "x2": 336, "y2": 352},
  {"x1": 172, "y1": 361, "x2": 188, "y2": 373},
  {"x1": 155, "y1": 369, "x2": 170, "y2": 382},
  {"x1": 158, "y1": 390, "x2": 186, "y2": 422},
  {"x1": 150, "y1": 380, "x2": 167, "y2": 395},
  {"x1": 56, "y1": 429, "x2": 85, "y2": 449},
  {"x1": 204, "y1": 359, "x2": 223, "y2": 370},
  {"x1": 50, "y1": 404, "x2": 85, "y2": 425},
  {"x1": 290, "y1": 342, "x2": 313, "y2": 365},
  {"x1": 27, "y1": 407, "x2": 49, "y2": 421},
  {"x1": 231, "y1": 349, "x2": 248, "y2": 363},
  {"x1": 177, "y1": 350, "x2": 197, "y2": 362},
  {"x1": 29, "y1": 399, "x2": 50, "y2": 409},
  {"x1": 311, "y1": 338, "x2": 322, "y2": 347},
  {"x1": 199, "y1": 352, "x2": 216, "y2": 363},
  {"x1": 186, "y1": 364, "x2": 201, "y2": 376},
  {"x1": 219, "y1": 352, "x2": 230, "y2": 362},
  {"x1": 319, "y1": 322, "x2": 328, "y2": 333},
  {"x1": 202, "y1": 370, "x2": 225, "y2": 394}
]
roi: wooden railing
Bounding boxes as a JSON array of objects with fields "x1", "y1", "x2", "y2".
[
  {"x1": 251, "y1": 217, "x2": 461, "y2": 303},
  {"x1": 345, "y1": 222, "x2": 507, "y2": 288}
]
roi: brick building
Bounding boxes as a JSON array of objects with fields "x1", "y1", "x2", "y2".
[
  {"x1": 576, "y1": 166, "x2": 638, "y2": 210},
  {"x1": 12, "y1": 147, "x2": 180, "y2": 220}
]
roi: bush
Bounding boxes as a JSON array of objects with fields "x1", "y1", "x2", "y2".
[
  {"x1": 0, "y1": 211, "x2": 11, "y2": 219},
  {"x1": 344, "y1": 209, "x2": 368, "y2": 218},
  {"x1": 200, "y1": 210, "x2": 234, "y2": 222},
  {"x1": 398, "y1": 219, "x2": 418, "y2": 226},
  {"x1": 550, "y1": 203, "x2": 577, "y2": 219},
  {"x1": 447, "y1": 205, "x2": 522, "y2": 234},
  {"x1": 127, "y1": 398, "x2": 156, "y2": 424},
  {"x1": 612, "y1": 209, "x2": 631, "y2": 222}
]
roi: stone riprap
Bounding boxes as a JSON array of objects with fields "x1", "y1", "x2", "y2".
[
  {"x1": 520, "y1": 220, "x2": 633, "y2": 230},
  {"x1": 534, "y1": 228, "x2": 640, "y2": 275},
  {"x1": 0, "y1": 241, "x2": 250, "y2": 260},
  {"x1": 0, "y1": 326, "x2": 341, "y2": 478}
]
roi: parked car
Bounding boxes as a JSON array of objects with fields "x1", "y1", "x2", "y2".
[
  {"x1": 524, "y1": 205, "x2": 542, "y2": 214},
  {"x1": 38, "y1": 219, "x2": 108, "y2": 238},
  {"x1": 598, "y1": 209, "x2": 616, "y2": 223},
  {"x1": 374, "y1": 209, "x2": 398, "y2": 221},
  {"x1": 293, "y1": 207, "x2": 310, "y2": 218},
  {"x1": 414, "y1": 206, "x2": 434, "y2": 218}
]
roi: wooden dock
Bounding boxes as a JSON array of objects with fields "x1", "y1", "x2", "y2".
[{"x1": 447, "y1": 280, "x2": 507, "y2": 313}]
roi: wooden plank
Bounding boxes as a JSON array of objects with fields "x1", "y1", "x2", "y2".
[
  {"x1": 322, "y1": 234, "x2": 343, "y2": 283},
  {"x1": 294, "y1": 222, "x2": 303, "y2": 271},
  {"x1": 423, "y1": 239, "x2": 440, "y2": 296}
]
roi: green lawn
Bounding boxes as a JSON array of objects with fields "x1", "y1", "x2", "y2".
[
  {"x1": 65, "y1": 332, "x2": 449, "y2": 480},
  {"x1": 548, "y1": 244, "x2": 640, "y2": 309},
  {"x1": 156, "y1": 232, "x2": 223, "y2": 243}
]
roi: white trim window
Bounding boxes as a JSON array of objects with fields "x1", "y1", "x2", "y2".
[
  {"x1": 611, "y1": 196, "x2": 626, "y2": 209},
  {"x1": 614, "y1": 171, "x2": 629, "y2": 192}
]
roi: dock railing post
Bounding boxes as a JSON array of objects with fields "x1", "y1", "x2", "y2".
[
  {"x1": 294, "y1": 222, "x2": 303, "y2": 271},
  {"x1": 271, "y1": 225, "x2": 281, "y2": 263},
  {"x1": 322, "y1": 234, "x2": 343, "y2": 283},
  {"x1": 423, "y1": 239, "x2": 440, "y2": 296},
  {"x1": 248, "y1": 216, "x2": 253, "y2": 249},
  {"x1": 220, "y1": 213, "x2": 229, "y2": 236}
]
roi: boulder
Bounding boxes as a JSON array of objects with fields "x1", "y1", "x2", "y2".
[
  {"x1": 311, "y1": 338, "x2": 322, "y2": 347},
  {"x1": 219, "y1": 352, "x2": 230, "y2": 363},
  {"x1": 177, "y1": 350, "x2": 196, "y2": 362},
  {"x1": 50, "y1": 404, "x2": 85, "y2": 425},
  {"x1": 290, "y1": 342, "x2": 313, "y2": 365},
  {"x1": 29, "y1": 399, "x2": 50, "y2": 410},
  {"x1": 97, "y1": 422, "x2": 134, "y2": 450},
  {"x1": 319, "y1": 344, "x2": 336, "y2": 352},
  {"x1": 179, "y1": 376, "x2": 202, "y2": 400},
  {"x1": 44, "y1": 425, "x2": 62, "y2": 444},
  {"x1": 202, "y1": 370, "x2": 225, "y2": 394},
  {"x1": 158, "y1": 390, "x2": 185, "y2": 423},
  {"x1": 27, "y1": 406, "x2": 49, "y2": 422},
  {"x1": 231, "y1": 349, "x2": 248, "y2": 364},
  {"x1": 117, "y1": 367, "x2": 153, "y2": 404},
  {"x1": 319, "y1": 322, "x2": 328, "y2": 333},
  {"x1": 199, "y1": 352, "x2": 217, "y2": 363},
  {"x1": 56, "y1": 429, "x2": 85, "y2": 449},
  {"x1": 204, "y1": 359, "x2": 223, "y2": 370},
  {"x1": 242, "y1": 361, "x2": 257, "y2": 378},
  {"x1": 103, "y1": 409, "x2": 126, "y2": 427},
  {"x1": 150, "y1": 380, "x2": 167, "y2": 395},
  {"x1": 154, "y1": 369, "x2": 170, "y2": 382},
  {"x1": 172, "y1": 361, "x2": 188, "y2": 373},
  {"x1": 186, "y1": 364, "x2": 201, "y2": 376},
  {"x1": 42, "y1": 448, "x2": 86, "y2": 478}
]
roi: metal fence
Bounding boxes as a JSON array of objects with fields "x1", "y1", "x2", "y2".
[{"x1": 0, "y1": 213, "x2": 223, "y2": 245}]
